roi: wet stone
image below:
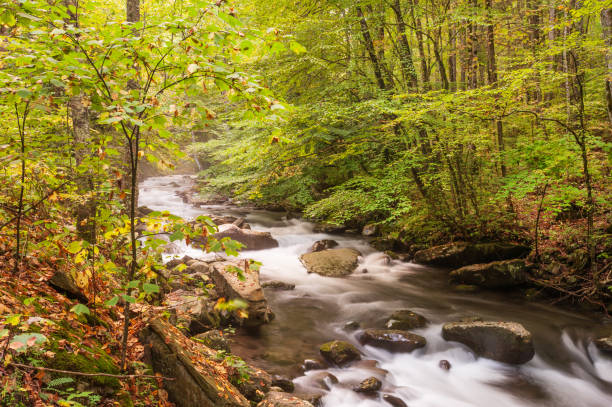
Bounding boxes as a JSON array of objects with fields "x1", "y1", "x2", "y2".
[
  {"x1": 272, "y1": 375, "x2": 295, "y2": 393},
  {"x1": 439, "y1": 359, "x2": 452, "y2": 370},
  {"x1": 385, "y1": 310, "x2": 427, "y2": 330},
  {"x1": 343, "y1": 321, "x2": 361, "y2": 331},
  {"x1": 319, "y1": 340, "x2": 361, "y2": 366},
  {"x1": 302, "y1": 359, "x2": 324, "y2": 371},
  {"x1": 383, "y1": 394, "x2": 408, "y2": 407},
  {"x1": 353, "y1": 376, "x2": 382, "y2": 394}
]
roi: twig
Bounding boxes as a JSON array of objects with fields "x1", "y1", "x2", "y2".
[{"x1": 8, "y1": 363, "x2": 175, "y2": 381}]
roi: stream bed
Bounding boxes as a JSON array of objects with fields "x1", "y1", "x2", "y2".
[{"x1": 140, "y1": 175, "x2": 612, "y2": 407}]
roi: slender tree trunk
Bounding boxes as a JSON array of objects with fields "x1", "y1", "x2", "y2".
[
  {"x1": 121, "y1": 0, "x2": 141, "y2": 373},
  {"x1": 356, "y1": 6, "x2": 387, "y2": 90},
  {"x1": 448, "y1": 25, "x2": 457, "y2": 91},
  {"x1": 410, "y1": 0, "x2": 430, "y2": 88},
  {"x1": 467, "y1": 0, "x2": 479, "y2": 89},
  {"x1": 601, "y1": 8, "x2": 612, "y2": 127},
  {"x1": 391, "y1": 0, "x2": 418, "y2": 89},
  {"x1": 64, "y1": 0, "x2": 96, "y2": 243}
]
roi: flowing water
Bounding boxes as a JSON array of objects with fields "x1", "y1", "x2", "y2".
[{"x1": 140, "y1": 175, "x2": 612, "y2": 407}]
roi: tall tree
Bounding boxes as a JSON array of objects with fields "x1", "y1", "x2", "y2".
[
  {"x1": 391, "y1": 0, "x2": 419, "y2": 89},
  {"x1": 356, "y1": 5, "x2": 387, "y2": 90},
  {"x1": 602, "y1": 7, "x2": 612, "y2": 127}
]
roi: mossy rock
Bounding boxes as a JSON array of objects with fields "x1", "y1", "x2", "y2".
[{"x1": 319, "y1": 340, "x2": 361, "y2": 366}]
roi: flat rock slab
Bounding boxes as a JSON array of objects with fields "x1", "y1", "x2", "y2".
[
  {"x1": 359, "y1": 329, "x2": 426, "y2": 353},
  {"x1": 442, "y1": 321, "x2": 535, "y2": 364},
  {"x1": 257, "y1": 391, "x2": 314, "y2": 407},
  {"x1": 450, "y1": 259, "x2": 529, "y2": 288},
  {"x1": 413, "y1": 242, "x2": 530, "y2": 268},
  {"x1": 139, "y1": 318, "x2": 249, "y2": 407},
  {"x1": 213, "y1": 224, "x2": 279, "y2": 251},
  {"x1": 300, "y1": 248, "x2": 361, "y2": 277}
]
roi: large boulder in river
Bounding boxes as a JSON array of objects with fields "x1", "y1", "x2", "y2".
[
  {"x1": 257, "y1": 391, "x2": 314, "y2": 407},
  {"x1": 211, "y1": 261, "x2": 274, "y2": 327},
  {"x1": 385, "y1": 310, "x2": 428, "y2": 330},
  {"x1": 139, "y1": 318, "x2": 249, "y2": 407},
  {"x1": 299, "y1": 248, "x2": 361, "y2": 277},
  {"x1": 359, "y1": 329, "x2": 426, "y2": 353},
  {"x1": 213, "y1": 224, "x2": 279, "y2": 251},
  {"x1": 413, "y1": 242, "x2": 530, "y2": 268},
  {"x1": 441, "y1": 321, "x2": 535, "y2": 364},
  {"x1": 449, "y1": 259, "x2": 529, "y2": 288},
  {"x1": 319, "y1": 340, "x2": 361, "y2": 366}
]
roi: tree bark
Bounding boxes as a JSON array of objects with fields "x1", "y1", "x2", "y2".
[
  {"x1": 391, "y1": 0, "x2": 418, "y2": 89},
  {"x1": 410, "y1": 0, "x2": 430, "y2": 89},
  {"x1": 467, "y1": 0, "x2": 479, "y2": 89},
  {"x1": 448, "y1": 25, "x2": 457, "y2": 91},
  {"x1": 601, "y1": 8, "x2": 612, "y2": 127},
  {"x1": 356, "y1": 6, "x2": 387, "y2": 90}
]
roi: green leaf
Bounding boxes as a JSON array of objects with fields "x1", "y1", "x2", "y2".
[
  {"x1": 169, "y1": 230, "x2": 185, "y2": 242},
  {"x1": 16, "y1": 89, "x2": 32, "y2": 99},
  {"x1": 122, "y1": 295, "x2": 136, "y2": 304},
  {"x1": 70, "y1": 304, "x2": 90, "y2": 316},
  {"x1": 66, "y1": 240, "x2": 83, "y2": 254},
  {"x1": 143, "y1": 283, "x2": 160, "y2": 294},
  {"x1": 126, "y1": 280, "x2": 140, "y2": 289},
  {"x1": 105, "y1": 296, "x2": 119, "y2": 307},
  {"x1": 0, "y1": 329, "x2": 9, "y2": 339}
]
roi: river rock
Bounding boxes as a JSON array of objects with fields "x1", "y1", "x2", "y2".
[
  {"x1": 359, "y1": 329, "x2": 426, "y2": 353},
  {"x1": 299, "y1": 248, "x2": 361, "y2": 277},
  {"x1": 262, "y1": 280, "x2": 296, "y2": 290},
  {"x1": 413, "y1": 242, "x2": 530, "y2": 268},
  {"x1": 193, "y1": 330, "x2": 230, "y2": 353},
  {"x1": 302, "y1": 359, "x2": 325, "y2": 371},
  {"x1": 441, "y1": 321, "x2": 535, "y2": 364},
  {"x1": 256, "y1": 391, "x2": 314, "y2": 407},
  {"x1": 319, "y1": 340, "x2": 361, "y2": 366},
  {"x1": 439, "y1": 359, "x2": 452, "y2": 370},
  {"x1": 139, "y1": 318, "x2": 249, "y2": 407},
  {"x1": 313, "y1": 224, "x2": 345, "y2": 233},
  {"x1": 362, "y1": 224, "x2": 379, "y2": 237},
  {"x1": 449, "y1": 259, "x2": 529, "y2": 288},
  {"x1": 165, "y1": 255, "x2": 194, "y2": 270},
  {"x1": 594, "y1": 335, "x2": 612, "y2": 353},
  {"x1": 213, "y1": 224, "x2": 279, "y2": 251},
  {"x1": 353, "y1": 376, "x2": 382, "y2": 394},
  {"x1": 382, "y1": 394, "x2": 408, "y2": 407},
  {"x1": 211, "y1": 261, "x2": 274, "y2": 327},
  {"x1": 344, "y1": 321, "x2": 361, "y2": 331},
  {"x1": 48, "y1": 270, "x2": 88, "y2": 303},
  {"x1": 309, "y1": 239, "x2": 339, "y2": 252},
  {"x1": 385, "y1": 310, "x2": 428, "y2": 330},
  {"x1": 185, "y1": 260, "x2": 212, "y2": 275}
]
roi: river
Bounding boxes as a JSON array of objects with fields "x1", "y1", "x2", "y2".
[{"x1": 140, "y1": 175, "x2": 612, "y2": 407}]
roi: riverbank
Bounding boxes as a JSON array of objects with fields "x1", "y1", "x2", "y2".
[{"x1": 143, "y1": 175, "x2": 612, "y2": 407}]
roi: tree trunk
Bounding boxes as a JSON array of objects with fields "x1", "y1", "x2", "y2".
[
  {"x1": 448, "y1": 25, "x2": 457, "y2": 91},
  {"x1": 467, "y1": 0, "x2": 479, "y2": 89},
  {"x1": 356, "y1": 6, "x2": 387, "y2": 90},
  {"x1": 410, "y1": 0, "x2": 429, "y2": 89},
  {"x1": 64, "y1": 0, "x2": 96, "y2": 243},
  {"x1": 602, "y1": 8, "x2": 612, "y2": 127},
  {"x1": 121, "y1": 0, "x2": 141, "y2": 372},
  {"x1": 391, "y1": 0, "x2": 418, "y2": 89}
]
